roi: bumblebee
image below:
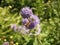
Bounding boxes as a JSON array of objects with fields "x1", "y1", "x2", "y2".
[{"x1": 24, "y1": 17, "x2": 35, "y2": 27}]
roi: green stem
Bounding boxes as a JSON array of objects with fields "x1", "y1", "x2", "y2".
[{"x1": 1, "y1": 29, "x2": 12, "y2": 35}]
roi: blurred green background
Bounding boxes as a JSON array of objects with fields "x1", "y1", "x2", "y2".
[{"x1": 0, "y1": 0, "x2": 60, "y2": 45}]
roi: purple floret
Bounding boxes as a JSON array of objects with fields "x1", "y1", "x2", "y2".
[
  {"x1": 3, "y1": 42, "x2": 9, "y2": 45},
  {"x1": 22, "y1": 18, "x2": 29, "y2": 25},
  {"x1": 27, "y1": 22, "x2": 36, "y2": 29},
  {"x1": 11, "y1": 24, "x2": 17, "y2": 31},
  {"x1": 31, "y1": 15, "x2": 40, "y2": 23},
  {"x1": 20, "y1": 7, "x2": 33, "y2": 18},
  {"x1": 27, "y1": 15, "x2": 40, "y2": 29}
]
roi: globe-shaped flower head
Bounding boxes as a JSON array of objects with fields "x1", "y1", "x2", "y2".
[
  {"x1": 20, "y1": 7, "x2": 33, "y2": 18},
  {"x1": 27, "y1": 15, "x2": 40, "y2": 29},
  {"x1": 3, "y1": 42, "x2": 9, "y2": 45}
]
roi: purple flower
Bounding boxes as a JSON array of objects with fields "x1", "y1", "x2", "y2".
[
  {"x1": 22, "y1": 18, "x2": 29, "y2": 25},
  {"x1": 18, "y1": 26, "x2": 30, "y2": 34},
  {"x1": 20, "y1": 7, "x2": 33, "y2": 18},
  {"x1": 11, "y1": 24, "x2": 17, "y2": 31},
  {"x1": 27, "y1": 15, "x2": 40, "y2": 29},
  {"x1": 10, "y1": 24, "x2": 30, "y2": 34},
  {"x1": 27, "y1": 22, "x2": 36, "y2": 29},
  {"x1": 3, "y1": 42, "x2": 9, "y2": 45},
  {"x1": 30, "y1": 15, "x2": 40, "y2": 24},
  {"x1": 10, "y1": 7, "x2": 41, "y2": 35}
]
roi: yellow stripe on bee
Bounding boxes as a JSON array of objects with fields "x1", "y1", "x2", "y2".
[{"x1": 25, "y1": 22, "x2": 31, "y2": 27}]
